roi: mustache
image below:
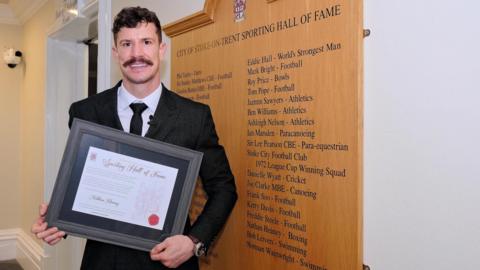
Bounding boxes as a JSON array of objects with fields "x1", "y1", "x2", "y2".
[{"x1": 122, "y1": 57, "x2": 153, "y2": 67}]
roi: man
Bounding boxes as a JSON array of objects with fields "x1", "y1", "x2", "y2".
[{"x1": 31, "y1": 7, "x2": 237, "y2": 270}]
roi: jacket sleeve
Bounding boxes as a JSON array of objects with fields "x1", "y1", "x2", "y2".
[
  {"x1": 188, "y1": 105, "x2": 237, "y2": 250},
  {"x1": 68, "y1": 103, "x2": 77, "y2": 128}
]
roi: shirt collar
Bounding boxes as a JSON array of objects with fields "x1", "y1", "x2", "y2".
[{"x1": 117, "y1": 82, "x2": 162, "y2": 112}]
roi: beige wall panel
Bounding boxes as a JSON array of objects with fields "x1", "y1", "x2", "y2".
[
  {"x1": 20, "y1": 0, "x2": 56, "y2": 241},
  {"x1": 0, "y1": 24, "x2": 23, "y2": 229},
  {"x1": 170, "y1": 0, "x2": 363, "y2": 269}
]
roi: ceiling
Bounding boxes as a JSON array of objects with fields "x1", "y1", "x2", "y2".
[{"x1": 0, "y1": 0, "x2": 47, "y2": 25}]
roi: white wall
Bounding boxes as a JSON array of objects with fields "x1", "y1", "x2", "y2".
[{"x1": 363, "y1": 1, "x2": 480, "y2": 269}]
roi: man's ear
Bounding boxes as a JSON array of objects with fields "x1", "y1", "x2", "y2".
[
  {"x1": 158, "y1": 42, "x2": 167, "y2": 59},
  {"x1": 112, "y1": 44, "x2": 119, "y2": 62}
]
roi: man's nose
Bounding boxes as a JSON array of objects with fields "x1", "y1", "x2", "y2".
[{"x1": 131, "y1": 42, "x2": 144, "y2": 57}]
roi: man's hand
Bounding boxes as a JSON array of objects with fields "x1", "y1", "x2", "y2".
[
  {"x1": 31, "y1": 203, "x2": 65, "y2": 245},
  {"x1": 150, "y1": 235, "x2": 195, "y2": 268}
]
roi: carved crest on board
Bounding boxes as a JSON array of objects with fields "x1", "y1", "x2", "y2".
[{"x1": 234, "y1": 0, "x2": 246, "y2": 22}]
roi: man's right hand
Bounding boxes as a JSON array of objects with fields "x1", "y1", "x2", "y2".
[{"x1": 31, "y1": 203, "x2": 65, "y2": 245}]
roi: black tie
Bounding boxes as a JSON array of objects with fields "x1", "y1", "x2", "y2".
[{"x1": 129, "y1": 103, "x2": 148, "y2": 135}]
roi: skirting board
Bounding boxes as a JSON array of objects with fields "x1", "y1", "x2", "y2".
[
  {"x1": 0, "y1": 228, "x2": 46, "y2": 270},
  {"x1": 0, "y1": 229, "x2": 17, "y2": 260}
]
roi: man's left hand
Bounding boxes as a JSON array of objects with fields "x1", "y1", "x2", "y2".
[{"x1": 150, "y1": 235, "x2": 195, "y2": 268}]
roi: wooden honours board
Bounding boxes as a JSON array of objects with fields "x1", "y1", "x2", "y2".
[{"x1": 166, "y1": 0, "x2": 363, "y2": 269}]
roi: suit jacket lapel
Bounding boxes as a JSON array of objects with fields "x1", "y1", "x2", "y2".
[{"x1": 145, "y1": 84, "x2": 178, "y2": 140}]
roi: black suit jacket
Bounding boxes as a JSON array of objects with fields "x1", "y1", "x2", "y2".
[{"x1": 69, "y1": 82, "x2": 237, "y2": 270}]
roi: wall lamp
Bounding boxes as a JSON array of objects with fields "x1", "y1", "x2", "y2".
[{"x1": 3, "y1": 48, "x2": 22, "y2": 68}]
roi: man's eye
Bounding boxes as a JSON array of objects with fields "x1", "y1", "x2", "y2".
[
  {"x1": 121, "y1": 42, "x2": 131, "y2": 47},
  {"x1": 144, "y1": 40, "x2": 152, "y2": 45}
]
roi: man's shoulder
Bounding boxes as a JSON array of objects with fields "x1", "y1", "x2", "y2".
[
  {"x1": 71, "y1": 86, "x2": 118, "y2": 110},
  {"x1": 164, "y1": 87, "x2": 209, "y2": 112}
]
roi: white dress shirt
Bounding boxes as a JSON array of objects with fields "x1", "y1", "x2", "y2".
[{"x1": 117, "y1": 83, "x2": 162, "y2": 136}]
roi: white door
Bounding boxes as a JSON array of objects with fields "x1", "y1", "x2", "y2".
[{"x1": 43, "y1": 4, "x2": 101, "y2": 269}]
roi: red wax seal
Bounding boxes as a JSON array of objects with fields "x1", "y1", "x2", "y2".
[{"x1": 148, "y1": 214, "x2": 159, "y2": 226}]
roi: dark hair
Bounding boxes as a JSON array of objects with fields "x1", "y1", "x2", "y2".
[{"x1": 112, "y1": 6, "x2": 162, "y2": 44}]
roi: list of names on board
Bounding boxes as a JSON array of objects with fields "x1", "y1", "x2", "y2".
[{"x1": 171, "y1": 1, "x2": 362, "y2": 269}]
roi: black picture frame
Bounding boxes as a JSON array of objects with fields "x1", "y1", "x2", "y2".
[{"x1": 46, "y1": 119, "x2": 203, "y2": 251}]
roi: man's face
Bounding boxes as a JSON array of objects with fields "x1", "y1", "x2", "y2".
[{"x1": 112, "y1": 22, "x2": 165, "y2": 86}]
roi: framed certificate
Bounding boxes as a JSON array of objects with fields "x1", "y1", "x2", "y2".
[{"x1": 46, "y1": 119, "x2": 203, "y2": 251}]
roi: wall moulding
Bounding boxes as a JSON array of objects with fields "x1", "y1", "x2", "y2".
[
  {"x1": 163, "y1": 0, "x2": 278, "y2": 37},
  {"x1": 0, "y1": 228, "x2": 46, "y2": 270},
  {"x1": 163, "y1": 0, "x2": 218, "y2": 37}
]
